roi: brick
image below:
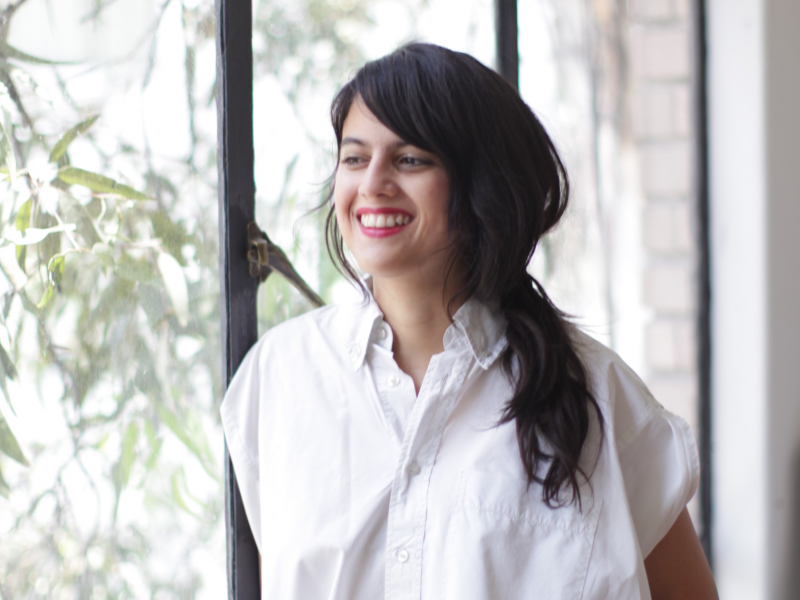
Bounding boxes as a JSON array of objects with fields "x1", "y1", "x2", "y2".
[
  {"x1": 632, "y1": 84, "x2": 693, "y2": 140},
  {"x1": 646, "y1": 320, "x2": 676, "y2": 370},
  {"x1": 673, "y1": 201, "x2": 694, "y2": 251},
  {"x1": 673, "y1": 320, "x2": 696, "y2": 370},
  {"x1": 643, "y1": 200, "x2": 694, "y2": 254},
  {"x1": 643, "y1": 202, "x2": 675, "y2": 253},
  {"x1": 641, "y1": 141, "x2": 692, "y2": 196},
  {"x1": 673, "y1": 0, "x2": 691, "y2": 19},
  {"x1": 643, "y1": 262, "x2": 694, "y2": 313},
  {"x1": 645, "y1": 319, "x2": 696, "y2": 372},
  {"x1": 673, "y1": 82, "x2": 692, "y2": 136},
  {"x1": 629, "y1": 26, "x2": 691, "y2": 80},
  {"x1": 629, "y1": 0, "x2": 673, "y2": 21},
  {"x1": 632, "y1": 86, "x2": 672, "y2": 138}
]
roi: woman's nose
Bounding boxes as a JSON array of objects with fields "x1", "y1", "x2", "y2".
[{"x1": 359, "y1": 158, "x2": 398, "y2": 199}]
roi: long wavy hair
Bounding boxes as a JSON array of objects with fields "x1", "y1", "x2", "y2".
[{"x1": 324, "y1": 43, "x2": 603, "y2": 507}]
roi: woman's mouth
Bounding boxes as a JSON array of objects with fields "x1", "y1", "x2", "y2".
[
  {"x1": 356, "y1": 209, "x2": 413, "y2": 237},
  {"x1": 359, "y1": 213, "x2": 411, "y2": 228}
]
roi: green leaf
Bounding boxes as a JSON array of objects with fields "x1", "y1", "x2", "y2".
[
  {"x1": 37, "y1": 284, "x2": 53, "y2": 309},
  {"x1": 157, "y1": 252, "x2": 189, "y2": 326},
  {"x1": 151, "y1": 211, "x2": 188, "y2": 265},
  {"x1": 170, "y1": 469, "x2": 198, "y2": 517},
  {"x1": 0, "y1": 344, "x2": 16, "y2": 416},
  {"x1": 15, "y1": 199, "x2": 31, "y2": 232},
  {"x1": 92, "y1": 242, "x2": 114, "y2": 266},
  {"x1": 0, "y1": 40, "x2": 74, "y2": 65},
  {"x1": 2, "y1": 292, "x2": 13, "y2": 320},
  {"x1": 2, "y1": 224, "x2": 76, "y2": 246},
  {"x1": 0, "y1": 344, "x2": 17, "y2": 381},
  {"x1": 34, "y1": 212, "x2": 62, "y2": 266},
  {"x1": 61, "y1": 195, "x2": 102, "y2": 247},
  {"x1": 116, "y1": 255, "x2": 156, "y2": 282},
  {"x1": 184, "y1": 409, "x2": 217, "y2": 479},
  {"x1": 155, "y1": 405, "x2": 216, "y2": 479},
  {"x1": 48, "y1": 255, "x2": 66, "y2": 287},
  {"x1": 119, "y1": 422, "x2": 139, "y2": 488},
  {"x1": 49, "y1": 115, "x2": 100, "y2": 164},
  {"x1": 0, "y1": 120, "x2": 15, "y2": 183},
  {"x1": 0, "y1": 411, "x2": 27, "y2": 466},
  {"x1": 58, "y1": 167, "x2": 151, "y2": 201},
  {"x1": 15, "y1": 245, "x2": 25, "y2": 271},
  {"x1": 0, "y1": 460, "x2": 10, "y2": 498},
  {"x1": 144, "y1": 437, "x2": 162, "y2": 472}
]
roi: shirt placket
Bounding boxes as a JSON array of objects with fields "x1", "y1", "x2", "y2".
[{"x1": 383, "y1": 349, "x2": 472, "y2": 600}]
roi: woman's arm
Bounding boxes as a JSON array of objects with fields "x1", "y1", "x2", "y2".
[{"x1": 644, "y1": 507, "x2": 718, "y2": 600}]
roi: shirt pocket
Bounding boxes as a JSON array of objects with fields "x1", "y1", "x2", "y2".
[{"x1": 439, "y1": 470, "x2": 602, "y2": 600}]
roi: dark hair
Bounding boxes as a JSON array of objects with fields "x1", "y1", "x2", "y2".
[{"x1": 324, "y1": 43, "x2": 603, "y2": 507}]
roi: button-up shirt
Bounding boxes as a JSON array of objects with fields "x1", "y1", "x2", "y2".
[{"x1": 220, "y1": 295, "x2": 699, "y2": 599}]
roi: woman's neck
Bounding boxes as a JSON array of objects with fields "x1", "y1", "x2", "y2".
[{"x1": 373, "y1": 273, "x2": 465, "y2": 394}]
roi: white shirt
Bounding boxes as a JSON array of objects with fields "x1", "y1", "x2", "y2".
[{"x1": 220, "y1": 295, "x2": 699, "y2": 600}]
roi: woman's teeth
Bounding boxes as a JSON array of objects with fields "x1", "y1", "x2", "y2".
[{"x1": 359, "y1": 213, "x2": 411, "y2": 228}]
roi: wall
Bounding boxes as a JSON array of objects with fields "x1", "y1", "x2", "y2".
[
  {"x1": 764, "y1": 2, "x2": 800, "y2": 598},
  {"x1": 709, "y1": 0, "x2": 800, "y2": 598}
]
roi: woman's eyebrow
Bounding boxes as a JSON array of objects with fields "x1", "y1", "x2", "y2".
[{"x1": 341, "y1": 136, "x2": 412, "y2": 149}]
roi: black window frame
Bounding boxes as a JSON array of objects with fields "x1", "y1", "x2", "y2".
[
  {"x1": 214, "y1": 0, "x2": 713, "y2": 594},
  {"x1": 215, "y1": 0, "x2": 260, "y2": 597}
]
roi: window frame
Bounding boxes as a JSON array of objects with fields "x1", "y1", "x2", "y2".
[
  {"x1": 694, "y1": 0, "x2": 713, "y2": 565},
  {"x1": 215, "y1": 0, "x2": 260, "y2": 596}
]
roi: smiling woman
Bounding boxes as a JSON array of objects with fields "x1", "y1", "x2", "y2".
[
  {"x1": 334, "y1": 101, "x2": 454, "y2": 310},
  {"x1": 220, "y1": 43, "x2": 717, "y2": 599}
]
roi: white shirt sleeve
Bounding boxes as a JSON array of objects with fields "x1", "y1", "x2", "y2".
[
  {"x1": 608, "y1": 359, "x2": 701, "y2": 559},
  {"x1": 220, "y1": 342, "x2": 264, "y2": 553}
]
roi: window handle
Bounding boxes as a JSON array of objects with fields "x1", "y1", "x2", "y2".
[{"x1": 246, "y1": 221, "x2": 325, "y2": 308}]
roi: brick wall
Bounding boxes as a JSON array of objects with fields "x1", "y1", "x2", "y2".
[{"x1": 628, "y1": 0, "x2": 700, "y2": 518}]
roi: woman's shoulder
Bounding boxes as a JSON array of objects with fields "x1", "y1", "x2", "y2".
[
  {"x1": 567, "y1": 325, "x2": 667, "y2": 442},
  {"x1": 568, "y1": 326, "x2": 644, "y2": 388},
  {"x1": 252, "y1": 303, "x2": 345, "y2": 356},
  {"x1": 249, "y1": 299, "x2": 378, "y2": 365}
]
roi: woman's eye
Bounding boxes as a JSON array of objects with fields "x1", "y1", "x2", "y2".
[
  {"x1": 341, "y1": 156, "x2": 364, "y2": 166},
  {"x1": 399, "y1": 155, "x2": 428, "y2": 166}
]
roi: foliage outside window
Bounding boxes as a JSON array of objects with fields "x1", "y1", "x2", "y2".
[{"x1": 0, "y1": 0, "x2": 373, "y2": 597}]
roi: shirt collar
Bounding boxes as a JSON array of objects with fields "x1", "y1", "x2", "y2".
[
  {"x1": 338, "y1": 285, "x2": 507, "y2": 372},
  {"x1": 446, "y1": 299, "x2": 508, "y2": 370}
]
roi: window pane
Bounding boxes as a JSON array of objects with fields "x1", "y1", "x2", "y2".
[
  {"x1": 0, "y1": 1, "x2": 224, "y2": 597},
  {"x1": 519, "y1": 0, "x2": 703, "y2": 529}
]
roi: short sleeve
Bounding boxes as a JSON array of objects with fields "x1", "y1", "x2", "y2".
[
  {"x1": 220, "y1": 342, "x2": 264, "y2": 552},
  {"x1": 608, "y1": 360, "x2": 700, "y2": 559}
]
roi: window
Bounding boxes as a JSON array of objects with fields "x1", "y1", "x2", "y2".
[{"x1": 0, "y1": 1, "x2": 711, "y2": 598}]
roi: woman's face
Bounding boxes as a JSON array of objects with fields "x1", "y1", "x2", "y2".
[{"x1": 334, "y1": 100, "x2": 455, "y2": 288}]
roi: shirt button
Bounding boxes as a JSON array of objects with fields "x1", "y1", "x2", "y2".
[
  {"x1": 408, "y1": 462, "x2": 420, "y2": 476},
  {"x1": 379, "y1": 327, "x2": 387, "y2": 340},
  {"x1": 388, "y1": 375, "x2": 400, "y2": 387},
  {"x1": 397, "y1": 548, "x2": 409, "y2": 563}
]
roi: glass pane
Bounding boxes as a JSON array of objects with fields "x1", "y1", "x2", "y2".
[
  {"x1": 518, "y1": 0, "x2": 702, "y2": 523},
  {"x1": 519, "y1": 0, "x2": 612, "y2": 336},
  {"x1": 0, "y1": 1, "x2": 224, "y2": 597},
  {"x1": 520, "y1": 0, "x2": 641, "y2": 364},
  {"x1": 253, "y1": 0, "x2": 496, "y2": 335}
]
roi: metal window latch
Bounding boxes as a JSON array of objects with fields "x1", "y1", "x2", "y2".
[{"x1": 246, "y1": 221, "x2": 325, "y2": 308}]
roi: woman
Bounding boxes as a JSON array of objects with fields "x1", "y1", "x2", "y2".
[{"x1": 221, "y1": 43, "x2": 717, "y2": 599}]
